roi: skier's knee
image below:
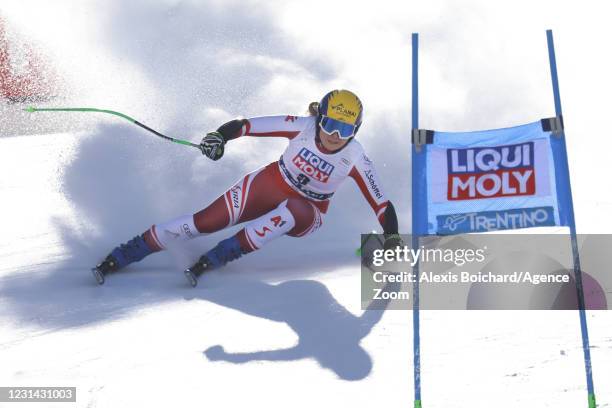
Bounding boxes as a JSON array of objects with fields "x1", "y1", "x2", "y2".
[
  {"x1": 285, "y1": 198, "x2": 322, "y2": 237},
  {"x1": 240, "y1": 199, "x2": 296, "y2": 251}
]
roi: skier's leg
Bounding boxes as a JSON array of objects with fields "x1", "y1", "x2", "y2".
[
  {"x1": 238, "y1": 197, "x2": 323, "y2": 251},
  {"x1": 183, "y1": 177, "x2": 323, "y2": 287},
  {"x1": 93, "y1": 183, "x2": 248, "y2": 284},
  {"x1": 196, "y1": 197, "x2": 323, "y2": 270},
  {"x1": 192, "y1": 162, "x2": 298, "y2": 233},
  {"x1": 96, "y1": 165, "x2": 287, "y2": 282},
  {"x1": 92, "y1": 234, "x2": 157, "y2": 284},
  {"x1": 93, "y1": 213, "x2": 200, "y2": 281},
  {"x1": 144, "y1": 178, "x2": 254, "y2": 251},
  {"x1": 149, "y1": 164, "x2": 285, "y2": 251}
]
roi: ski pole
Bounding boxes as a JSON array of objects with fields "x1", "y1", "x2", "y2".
[{"x1": 24, "y1": 107, "x2": 202, "y2": 151}]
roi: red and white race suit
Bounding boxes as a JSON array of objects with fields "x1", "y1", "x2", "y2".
[{"x1": 145, "y1": 115, "x2": 391, "y2": 253}]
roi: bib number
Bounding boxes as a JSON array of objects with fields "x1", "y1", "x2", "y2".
[{"x1": 297, "y1": 174, "x2": 310, "y2": 186}]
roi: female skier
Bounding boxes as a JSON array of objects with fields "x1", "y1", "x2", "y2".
[{"x1": 92, "y1": 89, "x2": 400, "y2": 286}]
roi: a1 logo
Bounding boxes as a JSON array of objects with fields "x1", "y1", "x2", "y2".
[{"x1": 271, "y1": 216, "x2": 286, "y2": 227}]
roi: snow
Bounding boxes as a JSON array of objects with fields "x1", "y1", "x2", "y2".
[{"x1": 1, "y1": 1, "x2": 611, "y2": 407}]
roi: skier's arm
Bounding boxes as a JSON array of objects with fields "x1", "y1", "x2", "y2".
[
  {"x1": 217, "y1": 115, "x2": 308, "y2": 141},
  {"x1": 348, "y1": 153, "x2": 398, "y2": 236},
  {"x1": 201, "y1": 116, "x2": 307, "y2": 160},
  {"x1": 380, "y1": 203, "x2": 402, "y2": 249}
]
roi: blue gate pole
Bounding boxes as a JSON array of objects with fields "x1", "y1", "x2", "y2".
[
  {"x1": 546, "y1": 29, "x2": 596, "y2": 408},
  {"x1": 411, "y1": 32, "x2": 422, "y2": 408}
]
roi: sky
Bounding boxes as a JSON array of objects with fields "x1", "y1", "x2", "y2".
[{"x1": 1, "y1": 0, "x2": 611, "y2": 269}]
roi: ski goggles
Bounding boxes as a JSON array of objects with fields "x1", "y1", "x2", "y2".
[{"x1": 319, "y1": 115, "x2": 357, "y2": 139}]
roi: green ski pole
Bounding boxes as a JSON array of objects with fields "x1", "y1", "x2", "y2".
[{"x1": 25, "y1": 107, "x2": 202, "y2": 151}]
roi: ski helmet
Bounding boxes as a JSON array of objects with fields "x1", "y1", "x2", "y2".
[{"x1": 318, "y1": 89, "x2": 363, "y2": 139}]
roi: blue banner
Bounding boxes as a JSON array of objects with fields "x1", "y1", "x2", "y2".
[{"x1": 412, "y1": 120, "x2": 572, "y2": 235}]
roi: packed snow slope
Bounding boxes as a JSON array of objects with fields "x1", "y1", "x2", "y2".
[{"x1": 1, "y1": 1, "x2": 611, "y2": 407}]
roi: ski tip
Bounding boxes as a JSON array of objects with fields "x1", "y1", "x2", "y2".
[
  {"x1": 184, "y1": 270, "x2": 198, "y2": 287},
  {"x1": 91, "y1": 267, "x2": 105, "y2": 285},
  {"x1": 24, "y1": 106, "x2": 36, "y2": 113}
]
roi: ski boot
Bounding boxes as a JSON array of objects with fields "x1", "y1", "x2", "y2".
[
  {"x1": 184, "y1": 235, "x2": 245, "y2": 287},
  {"x1": 184, "y1": 255, "x2": 213, "y2": 287},
  {"x1": 92, "y1": 235, "x2": 155, "y2": 285},
  {"x1": 91, "y1": 255, "x2": 119, "y2": 285}
]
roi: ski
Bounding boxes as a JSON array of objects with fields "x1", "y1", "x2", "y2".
[
  {"x1": 184, "y1": 269, "x2": 199, "y2": 287},
  {"x1": 91, "y1": 267, "x2": 105, "y2": 285},
  {"x1": 183, "y1": 256, "x2": 212, "y2": 287}
]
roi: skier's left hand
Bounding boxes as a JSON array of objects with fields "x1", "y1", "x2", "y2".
[{"x1": 200, "y1": 131, "x2": 225, "y2": 161}]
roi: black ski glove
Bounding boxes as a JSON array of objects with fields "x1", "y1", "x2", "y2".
[
  {"x1": 200, "y1": 131, "x2": 225, "y2": 161},
  {"x1": 383, "y1": 233, "x2": 404, "y2": 250}
]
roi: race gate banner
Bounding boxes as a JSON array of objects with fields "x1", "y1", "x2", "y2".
[{"x1": 412, "y1": 120, "x2": 573, "y2": 235}]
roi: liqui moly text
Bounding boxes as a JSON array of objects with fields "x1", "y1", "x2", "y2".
[
  {"x1": 292, "y1": 148, "x2": 335, "y2": 183},
  {"x1": 447, "y1": 142, "x2": 535, "y2": 200}
]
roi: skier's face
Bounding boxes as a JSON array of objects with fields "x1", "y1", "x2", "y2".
[{"x1": 319, "y1": 127, "x2": 350, "y2": 151}]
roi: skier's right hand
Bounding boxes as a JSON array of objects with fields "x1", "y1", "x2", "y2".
[{"x1": 200, "y1": 131, "x2": 225, "y2": 161}]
